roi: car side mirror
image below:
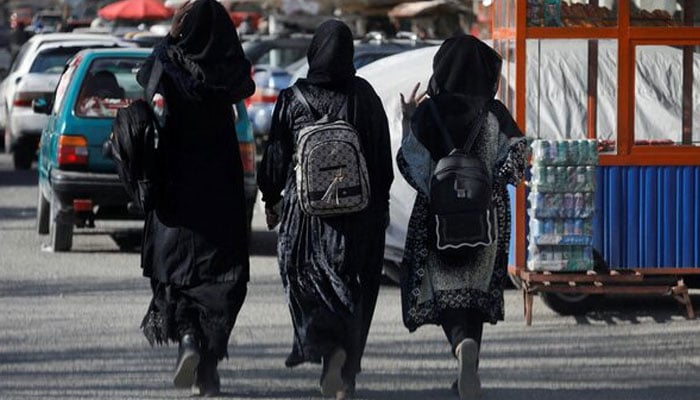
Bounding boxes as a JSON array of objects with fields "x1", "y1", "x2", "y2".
[{"x1": 32, "y1": 97, "x2": 52, "y2": 115}]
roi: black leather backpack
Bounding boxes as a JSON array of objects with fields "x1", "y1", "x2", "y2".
[
  {"x1": 108, "y1": 60, "x2": 163, "y2": 213},
  {"x1": 428, "y1": 99, "x2": 496, "y2": 256}
]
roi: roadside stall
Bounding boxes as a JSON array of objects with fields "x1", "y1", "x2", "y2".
[{"x1": 491, "y1": 0, "x2": 699, "y2": 324}]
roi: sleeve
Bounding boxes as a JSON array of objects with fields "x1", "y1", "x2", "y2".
[
  {"x1": 495, "y1": 133, "x2": 528, "y2": 187},
  {"x1": 137, "y1": 36, "x2": 173, "y2": 88},
  {"x1": 364, "y1": 85, "x2": 394, "y2": 212},
  {"x1": 397, "y1": 123, "x2": 432, "y2": 197},
  {"x1": 489, "y1": 100, "x2": 527, "y2": 187},
  {"x1": 257, "y1": 89, "x2": 294, "y2": 207}
]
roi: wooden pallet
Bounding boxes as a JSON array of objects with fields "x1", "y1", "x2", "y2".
[{"x1": 519, "y1": 269, "x2": 696, "y2": 326}]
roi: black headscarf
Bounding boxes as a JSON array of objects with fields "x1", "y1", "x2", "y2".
[
  {"x1": 427, "y1": 34, "x2": 502, "y2": 100},
  {"x1": 414, "y1": 34, "x2": 519, "y2": 159},
  {"x1": 163, "y1": 0, "x2": 254, "y2": 103},
  {"x1": 305, "y1": 20, "x2": 356, "y2": 87}
]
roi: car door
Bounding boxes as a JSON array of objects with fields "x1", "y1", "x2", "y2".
[{"x1": 38, "y1": 57, "x2": 79, "y2": 192}]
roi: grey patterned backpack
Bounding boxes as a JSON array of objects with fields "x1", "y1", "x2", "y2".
[{"x1": 291, "y1": 85, "x2": 370, "y2": 217}]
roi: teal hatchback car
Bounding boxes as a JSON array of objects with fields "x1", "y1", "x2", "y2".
[{"x1": 36, "y1": 48, "x2": 257, "y2": 251}]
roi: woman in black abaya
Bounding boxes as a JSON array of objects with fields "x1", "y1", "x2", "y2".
[
  {"x1": 398, "y1": 35, "x2": 526, "y2": 400},
  {"x1": 137, "y1": 0, "x2": 255, "y2": 396},
  {"x1": 258, "y1": 20, "x2": 393, "y2": 400}
]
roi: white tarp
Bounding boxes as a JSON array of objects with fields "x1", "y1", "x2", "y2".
[
  {"x1": 359, "y1": 41, "x2": 700, "y2": 261},
  {"x1": 527, "y1": 40, "x2": 700, "y2": 144}
]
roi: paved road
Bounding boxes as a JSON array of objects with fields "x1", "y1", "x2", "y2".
[{"x1": 1, "y1": 154, "x2": 699, "y2": 400}]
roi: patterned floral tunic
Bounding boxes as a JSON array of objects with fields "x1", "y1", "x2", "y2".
[{"x1": 397, "y1": 110, "x2": 526, "y2": 330}]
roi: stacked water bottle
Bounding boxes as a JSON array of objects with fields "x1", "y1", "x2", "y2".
[{"x1": 528, "y1": 139, "x2": 598, "y2": 271}]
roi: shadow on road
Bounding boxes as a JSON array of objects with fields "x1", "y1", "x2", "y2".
[
  {"x1": 573, "y1": 294, "x2": 700, "y2": 325},
  {"x1": 0, "y1": 168, "x2": 37, "y2": 187},
  {"x1": 0, "y1": 278, "x2": 147, "y2": 298},
  {"x1": 250, "y1": 229, "x2": 277, "y2": 256},
  {"x1": 0, "y1": 206, "x2": 35, "y2": 220}
]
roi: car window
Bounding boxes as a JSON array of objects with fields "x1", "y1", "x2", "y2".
[
  {"x1": 257, "y1": 47, "x2": 307, "y2": 68},
  {"x1": 10, "y1": 43, "x2": 30, "y2": 73},
  {"x1": 30, "y1": 47, "x2": 87, "y2": 73},
  {"x1": 53, "y1": 56, "x2": 80, "y2": 114},
  {"x1": 75, "y1": 57, "x2": 145, "y2": 118}
]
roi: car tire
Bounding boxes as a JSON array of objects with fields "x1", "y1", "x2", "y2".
[
  {"x1": 36, "y1": 189, "x2": 49, "y2": 235},
  {"x1": 540, "y1": 292, "x2": 600, "y2": 316},
  {"x1": 49, "y1": 196, "x2": 73, "y2": 252},
  {"x1": 12, "y1": 139, "x2": 33, "y2": 170}
]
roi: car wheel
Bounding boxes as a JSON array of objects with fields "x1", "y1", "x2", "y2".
[
  {"x1": 13, "y1": 139, "x2": 33, "y2": 170},
  {"x1": 36, "y1": 189, "x2": 49, "y2": 235},
  {"x1": 540, "y1": 292, "x2": 600, "y2": 316},
  {"x1": 49, "y1": 197, "x2": 73, "y2": 252}
]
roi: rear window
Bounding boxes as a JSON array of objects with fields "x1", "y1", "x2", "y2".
[
  {"x1": 75, "y1": 57, "x2": 145, "y2": 118},
  {"x1": 30, "y1": 47, "x2": 87, "y2": 73}
]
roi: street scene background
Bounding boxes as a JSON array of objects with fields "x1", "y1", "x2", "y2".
[{"x1": 1, "y1": 153, "x2": 699, "y2": 400}]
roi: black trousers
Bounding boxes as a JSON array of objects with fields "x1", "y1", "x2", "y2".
[{"x1": 439, "y1": 308, "x2": 484, "y2": 358}]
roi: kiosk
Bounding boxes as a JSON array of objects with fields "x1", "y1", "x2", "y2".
[{"x1": 492, "y1": 0, "x2": 700, "y2": 324}]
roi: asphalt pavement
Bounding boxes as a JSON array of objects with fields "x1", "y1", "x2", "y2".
[{"x1": 1, "y1": 153, "x2": 699, "y2": 400}]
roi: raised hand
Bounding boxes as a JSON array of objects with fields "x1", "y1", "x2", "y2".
[{"x1": 400, "y1": 82, "x2": 427, "y2": 119}]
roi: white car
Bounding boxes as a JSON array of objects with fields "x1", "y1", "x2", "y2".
[{"x1": 0, "y1": 33, "x2": 134, "y2": 169}]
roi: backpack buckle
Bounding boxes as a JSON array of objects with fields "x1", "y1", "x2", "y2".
[{"x1": 454, "y1": 179, "x2": 466, "y2": 198}]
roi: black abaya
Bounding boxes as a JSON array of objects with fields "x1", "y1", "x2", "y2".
[
  {"x1": 258, "y1": 21, "x2": 393, "y2": 380},
  {"x1": 138, "y1": 0, "x2": 255, "y2": 361}
]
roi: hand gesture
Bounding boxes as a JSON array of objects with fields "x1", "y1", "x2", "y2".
[
  {"x1": 169, "y1": 1, "x2": 193, "y2": 39},
  {"x1": 400, "y1": 82, "x2": 427, "y2": 119},
  {"x1": 265, "y1": 201, "x2": 282, "y2": 230}
]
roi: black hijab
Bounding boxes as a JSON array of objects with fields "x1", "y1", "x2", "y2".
[
  {"x1": 414, "y1": 34, "x2": 519, "y2": 159},
  {"x1": 165, "y1": 0, "x2": 254, "y2": 103},
  {"x1": 305, "y1": 20, "x2": 356, "y2": 87}
]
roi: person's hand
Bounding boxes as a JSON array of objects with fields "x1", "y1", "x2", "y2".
[
  {"x1": 400, "y1": 82, "x2": 426, "y2": 119},
  {"x1": 382, "y1": 211, "x2": 390, "y2": 230},
  {"x1": 265, "y1": 201, "x2": 282, "y2": 230},
  {"x1": 169, "y1": 1, "x2": 193, "y2": 39}
]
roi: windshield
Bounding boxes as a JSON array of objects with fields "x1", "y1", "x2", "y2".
[
  {"x1": 30, "y1": 47, "x2": 89, "y2": 73},
  {"x1": 75, "y1": 57, "x2": 145, "y2": 118}
]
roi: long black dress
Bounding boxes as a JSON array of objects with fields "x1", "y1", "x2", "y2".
[
  {"x1": 397, "y1": 35, "x2": 527, "y2": 332},
  {"x1": 258, "y1": 77, "x2": 393, "y2": 380},
  {"x1": 138, "y1": 24, "x2": 254, "y2": 361}
]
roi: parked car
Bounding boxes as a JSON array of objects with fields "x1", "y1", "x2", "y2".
[
  {"x1": 36, "y1": 48, "x2": 257, "y2": 251},
  {"x1": 247, "y1": 64, "x2": 292, "y2": 157},
  {"x1": 29, "y1": 10, "x2": 64, "y2": 34},
  {"x1": 242, "y1": 34, "x2": 312, "y2": 68},
  {"x1": 0, "y1": 33, "x2": 133, "y2": 169}
]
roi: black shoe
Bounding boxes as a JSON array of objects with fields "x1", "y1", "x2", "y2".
[
  {"x1": 173, "y1": 334, "x2": 200, "y2": 389},
  {"x1": 192, "y1": 357, "x2": 221, "y2": 397}
]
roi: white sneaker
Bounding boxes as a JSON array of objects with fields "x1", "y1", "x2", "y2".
[{"x1": 456, "y1": 339, "x2": 481, "y2": 400}]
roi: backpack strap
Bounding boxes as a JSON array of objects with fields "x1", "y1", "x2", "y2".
[
  {"x1": 463, "y1": 107, "x2": 488, "y2": 153},
  {"x1": 145, "y1": 59, "x2": 163, "y2": 103},
  {"x1": 428, "y1": 98, "x2": 490, "y2": 154},
  {"x1": 293, "y1": 83, "x2": 356, "y2": 124},
  {"x1": 291, "y1": 85, "x2": 319, "y2": 120}
]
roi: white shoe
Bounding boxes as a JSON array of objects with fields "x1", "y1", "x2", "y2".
[{"x1": 456, "y1": 339, "x2": 481, "y2": 400}]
